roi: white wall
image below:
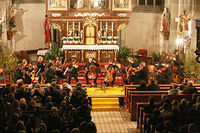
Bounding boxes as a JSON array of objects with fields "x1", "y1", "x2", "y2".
[
  {"x1": 14, "y1": 3, "x2": 47, "y2": 51},
  {"x1": 121, "y1": 12, "x2": 162, "y2": 55}
]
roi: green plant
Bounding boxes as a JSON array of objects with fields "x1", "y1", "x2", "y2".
[
  {"x1": 117, "y1": 46, "x2": 134, "y2": 62},
  {"x1": 0, "y1": 46, "x2": 19, "y2": 73},
  {"x1": 180, "y1": 50, "x2": 200, "y2": 78},
  {"x1": 150, "y1": 52, "x2": 161, "y2": 62},
  {"x1": 45, "y1": 44, "x2": 64, "y2": 62}
]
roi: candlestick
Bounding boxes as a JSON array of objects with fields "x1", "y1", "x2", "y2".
[
  {"x1": 106, "y1": 22, "x2": 108, "y2": 33},
  {"x1": 112, "y1": 22, "x2": 113, "y2": 37},
  {"x1": 73, "y1": 22, "x2": 74, "y2": 37},
  {"x1": 67, "y1": 22, "x2": 68, "y2": 37}
]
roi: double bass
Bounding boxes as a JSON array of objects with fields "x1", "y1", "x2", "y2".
[{"x1": 104, "y1": 66, "x2": 115, "y2": 83}]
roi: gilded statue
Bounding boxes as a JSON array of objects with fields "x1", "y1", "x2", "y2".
[
  {"x1": 161, "y1": 8, "x2": 170, "y2": 40},
  {"x1": 178, "y1": 10, "x2": 195, "y2": 35},
  {"x1": 0, "y1": 9, "x2": 6, "y2": 39}
]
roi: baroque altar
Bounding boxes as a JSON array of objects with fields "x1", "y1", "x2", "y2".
[{"x1": 46, "y1": 0, "x2": 132, "y2": 62}]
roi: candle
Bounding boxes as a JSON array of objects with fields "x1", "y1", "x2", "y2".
[
  {"x1": 106, "y1": 22, "x2": 108, "y2": 33},
  {"x1": 73, "y1": 22, "x2": 74, "y2": 37},
  {"x1": 79, "y1": 22, "x2": 80, "y2": 32},
  {"x1": 67, "y1": 22, "x2": 68, "y2": 37},
  {"x1": 112, "y1": 22, "x2": 113, "y2": 37}
]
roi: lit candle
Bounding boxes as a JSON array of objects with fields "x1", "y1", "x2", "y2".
[
  {"x1": 73, "y1": 22, "x2": 74, "y2": 37},
  {"x1": 106, "y1": 22, "x2": 108, "y2": 33},
  {"x1": 79, "y1": 22, "x2": 80, "y2": 32}
]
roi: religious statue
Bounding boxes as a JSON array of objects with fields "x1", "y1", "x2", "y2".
[
  {"x1": 7, "y1": 6, "x2": 17, "y2": 40},
  {"x1": 161, "y1": 8, "x2": 170, "y2": 40},
  {"x1": 178, "y1": 10, "x2": 195, "y2": 36},
  {"x1": 114, "y1": 0, "x2": 129, "y2": 8},
  {"x1": 0, "y1": 10, "x2": 6, "y2": 40}
]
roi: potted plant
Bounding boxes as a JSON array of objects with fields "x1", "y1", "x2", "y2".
[
  {"x1": 45, "y1": 44, "x2": 64, "y2": 62},
  {"x1": 180, "y1": 50, "x2": 200, "y2": 83},
  {"x1": 117, "y1": 46, "x2": 134, "y2": 64},
  {"x1": 150, "y1": 52, "x2": 161, "y2": 63}
]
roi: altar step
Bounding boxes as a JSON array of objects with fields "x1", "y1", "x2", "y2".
[{"x1": 92, "y1": 98, "x2": 120, "y2": 111}]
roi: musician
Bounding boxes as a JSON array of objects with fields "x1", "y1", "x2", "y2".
[
  {"x1": 126, "y1": 57, "x2": 139, "y2": 84},
  {"x1": 134, "y1": 62, "x2": 148, "y2": 84},
  {"x1": 105, "y1": 59, "x2": 120, "y2": 86},
  {"x1": 21, "y1": 59, "x2": 32, "y2": 84},
  {"x1": 36, "y1": 56, "x2": 45, "y2": 83},
  {"x1": 44, "y1": 63, "x2": 55, "y2": 84},
  {"x1": 55, "y1": 59, "x2": 65, "y2": 81},
  {"x1": 84, "y1": 57, "x2": 99, "y2": 86},
  {"x1": 68, "y1": 59, "x2": 80, "y2": 84},
  {"x1": 14, "y1": 63, "x2": 24, "y2": 83},
  {"x1": 157, "y1": 62, "x2": 173, "y2": 84}
]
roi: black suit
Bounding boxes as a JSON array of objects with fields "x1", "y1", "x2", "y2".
[
  {"x1": 182, "y1": 86, "x2": 198, "y2": 94},
  {"x1": 157, "y1": 66, "x2": 173, "y2": 84},
  {"x1": 36, "y1": 62, "x2": 45, "y2": 83},
  {"x1": 45, "y1": 68, "x2": 55, "y2": 84},
  {"x1": 84, "y1": 61, "x2": 99, "y2": 84},
  {"x1": 135, "y1": 67, "x2": 148, "y2": 83},
  {"x1": 14, "y1": 68, "x2": 23, "y2": 83},
  {"x1": 68, "y1": 64, "x2": 80, "y2": 84}
]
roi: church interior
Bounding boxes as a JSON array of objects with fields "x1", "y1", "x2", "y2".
[{"x1": 0, "y1": 0, "x2": 200, "y2": 133}]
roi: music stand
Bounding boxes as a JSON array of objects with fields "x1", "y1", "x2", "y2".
[{"x1": 95, "y1": 67, "x2": 106, "y2": 92}]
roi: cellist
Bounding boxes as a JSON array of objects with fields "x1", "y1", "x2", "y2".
[
  {"x1": 104, "y1": 59, "x2": 120, "y2": 87},
  {"x1": 125, "y1": 57, "x2": 139, "y2": 84},
  {"x1": 84, "y1": 57, "x2": 99, "y2": 86}
]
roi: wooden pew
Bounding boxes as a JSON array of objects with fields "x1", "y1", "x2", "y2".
[{"x1": 131, "y1": 94, "x2": 197, "y2": 121}]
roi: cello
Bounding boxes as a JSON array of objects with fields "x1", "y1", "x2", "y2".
[
  {"x1": 87, "y1": 62, "x2": 97, "y2": 80},
  {"x1": 104, "y1": 66, "x2": 115, "y2": 83}
]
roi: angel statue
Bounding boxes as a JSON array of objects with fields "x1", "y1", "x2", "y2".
[{"x1": 178, "y1": 10, "x2": 195, "y2": 36}]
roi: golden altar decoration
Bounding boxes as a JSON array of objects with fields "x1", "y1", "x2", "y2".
[{"x1": 46, "y1": 0, "x2": 133, "y2": 62}]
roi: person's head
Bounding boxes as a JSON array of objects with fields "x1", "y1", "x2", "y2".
[
  {"x1": 188, "y1": 123, "x2": 199, "y2": 133},
  {"x1": 188, "y1": 80, "x2": 194, "y2": 87},
  {"x1": 197, "y1": 96, "x2": 200, "y2": 103},
  {"x1": 51, "y1": 78, "x2": 57, "y2": 85},
  {"x1": 18, "y1": 63, "x2": 23, "y2": 69},
  {"x1": 149, "y1": 96, "x2": 155, "y2": 105},
  {"x1": 47, "y1": 63, "x2": 53, "y2": 69},
  {"x1": 76, "y1": 86, "x2": 82, "y2": 90},
  {"x1": 172, "y1": 100, "x2": 178, "y2": 107},
  {"x1": 163, "y1": 103, "x2": 169, "y2": 111},
  {"x1": 89, "y1": 57, "x2": 93, "y2": 63},
  {"x1": 173, "y1": 82, "x2": 178, "y2": 89},
  {"x1": 22, "y1": 59, "x2": 28, "y2": 66},
  {"x1": 109, "y1": 59, "x2": 114, "y2": 64},
  {"x1": 150, "y1": 78, "x2": 156, "y2": 84},
  {"x1": 71, "y1": 128, "x2": 80, "y2": 133},
  {"x1": 127, "y1": 57, "x2": 134, "y2": 63},
  {"x1": 17, "y1": 79, "x2": 24, "y2": 87},
  {"x1": 164, "y1": 120, "x2": 173, "y2": 130},
  {"x1": 140, "y1": 62, "x2": 146, "y2": 67},
  {"x1": 195, "y1": 102, "x2": 200, "y2": 111},
  {"x1": 161, "y1": 94, "x2": 167, "y2": 101},
  {"x1": 15, "y1": 120, "x2": 26, "y2": 132},
  {"x1": 76, "y1": 82, "x2": 82, "y2": 87},
  {"x1": 51, "y1": 106, "x2": 58, "y2": 114},
  {"x1": 38, "y1": 56, "x2": 43, "y2": 63},
  {"x1": 140, "y1": 80, "x2": 146, "y2": 86}
]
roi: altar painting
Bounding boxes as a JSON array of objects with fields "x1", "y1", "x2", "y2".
[
  {"x1": 70, "y1": 0, "x2": 107, "y2": 9},
  {"x1": 112, "y1": 0, "x2": 131, "y2": 11},
  {"x1": 48, "y1": 0, "x2": 67, "y2": 10}
]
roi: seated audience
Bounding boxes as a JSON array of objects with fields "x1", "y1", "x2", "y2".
[
  {"x1": 136, "y1": 80, "x2": 147, "y2": 91},
  {"x1": 182, "y1": 81, "x2": 198, "y2": 94},
  {"x1": 147, "y1": 78, "x2": 160, "y2": 91}
]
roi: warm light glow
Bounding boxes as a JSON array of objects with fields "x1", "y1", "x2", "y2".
[{"x1": 176, "y1": 38, "x2": 183, "y2": 45}]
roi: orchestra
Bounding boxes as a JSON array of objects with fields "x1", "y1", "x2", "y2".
[{"x1": 13, "y1": 51, "x2": 181, "y2": 86}]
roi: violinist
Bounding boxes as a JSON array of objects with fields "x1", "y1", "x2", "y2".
[
  {"x1": 55, "y1": 59, "x2": 65, "y2": 81},
  {"x1": 36, "y1": 56, "x2": 45, "y2": 83},
  {"x1": 21, "y1": 59, "x2": 32, "y2": 84},
  {"x1": 44, "y1": 63, "x2": 55, "y2": 84},
  {"x1": 84, "y1": 57, "x2": 99, "y2": 86},
  {"x1": 105, "y1": 59, "x2": 120, "y2": 86},
  {"x1": 157, "y1": 62, "x2": 173, "y2": 84},
  {"x1": 68, "y1": 59, "x2": 80, "y2": 84},
  {"x1": 134, "y1": 62, "x2": 148, "y2": 84}
]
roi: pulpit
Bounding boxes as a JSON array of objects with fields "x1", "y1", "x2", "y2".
[{"x1": 46, "y1": 0, "x2": 132, "y2": 62}]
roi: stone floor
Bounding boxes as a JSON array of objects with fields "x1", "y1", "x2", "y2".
[{"x1": 91, "y1": 110, "x2": 138, "y2": 133}]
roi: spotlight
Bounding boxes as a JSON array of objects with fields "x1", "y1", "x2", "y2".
[{"x1": 176, "y1": 38, "x2": 183, "y2": 45}]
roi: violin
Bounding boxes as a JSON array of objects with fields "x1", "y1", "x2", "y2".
[
  {"x1": 122, "y1": 64, "x2": 135, "y2": 84},
  {"x1": 104, "y1": 65, "x2": 115, "y2": 83}
]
